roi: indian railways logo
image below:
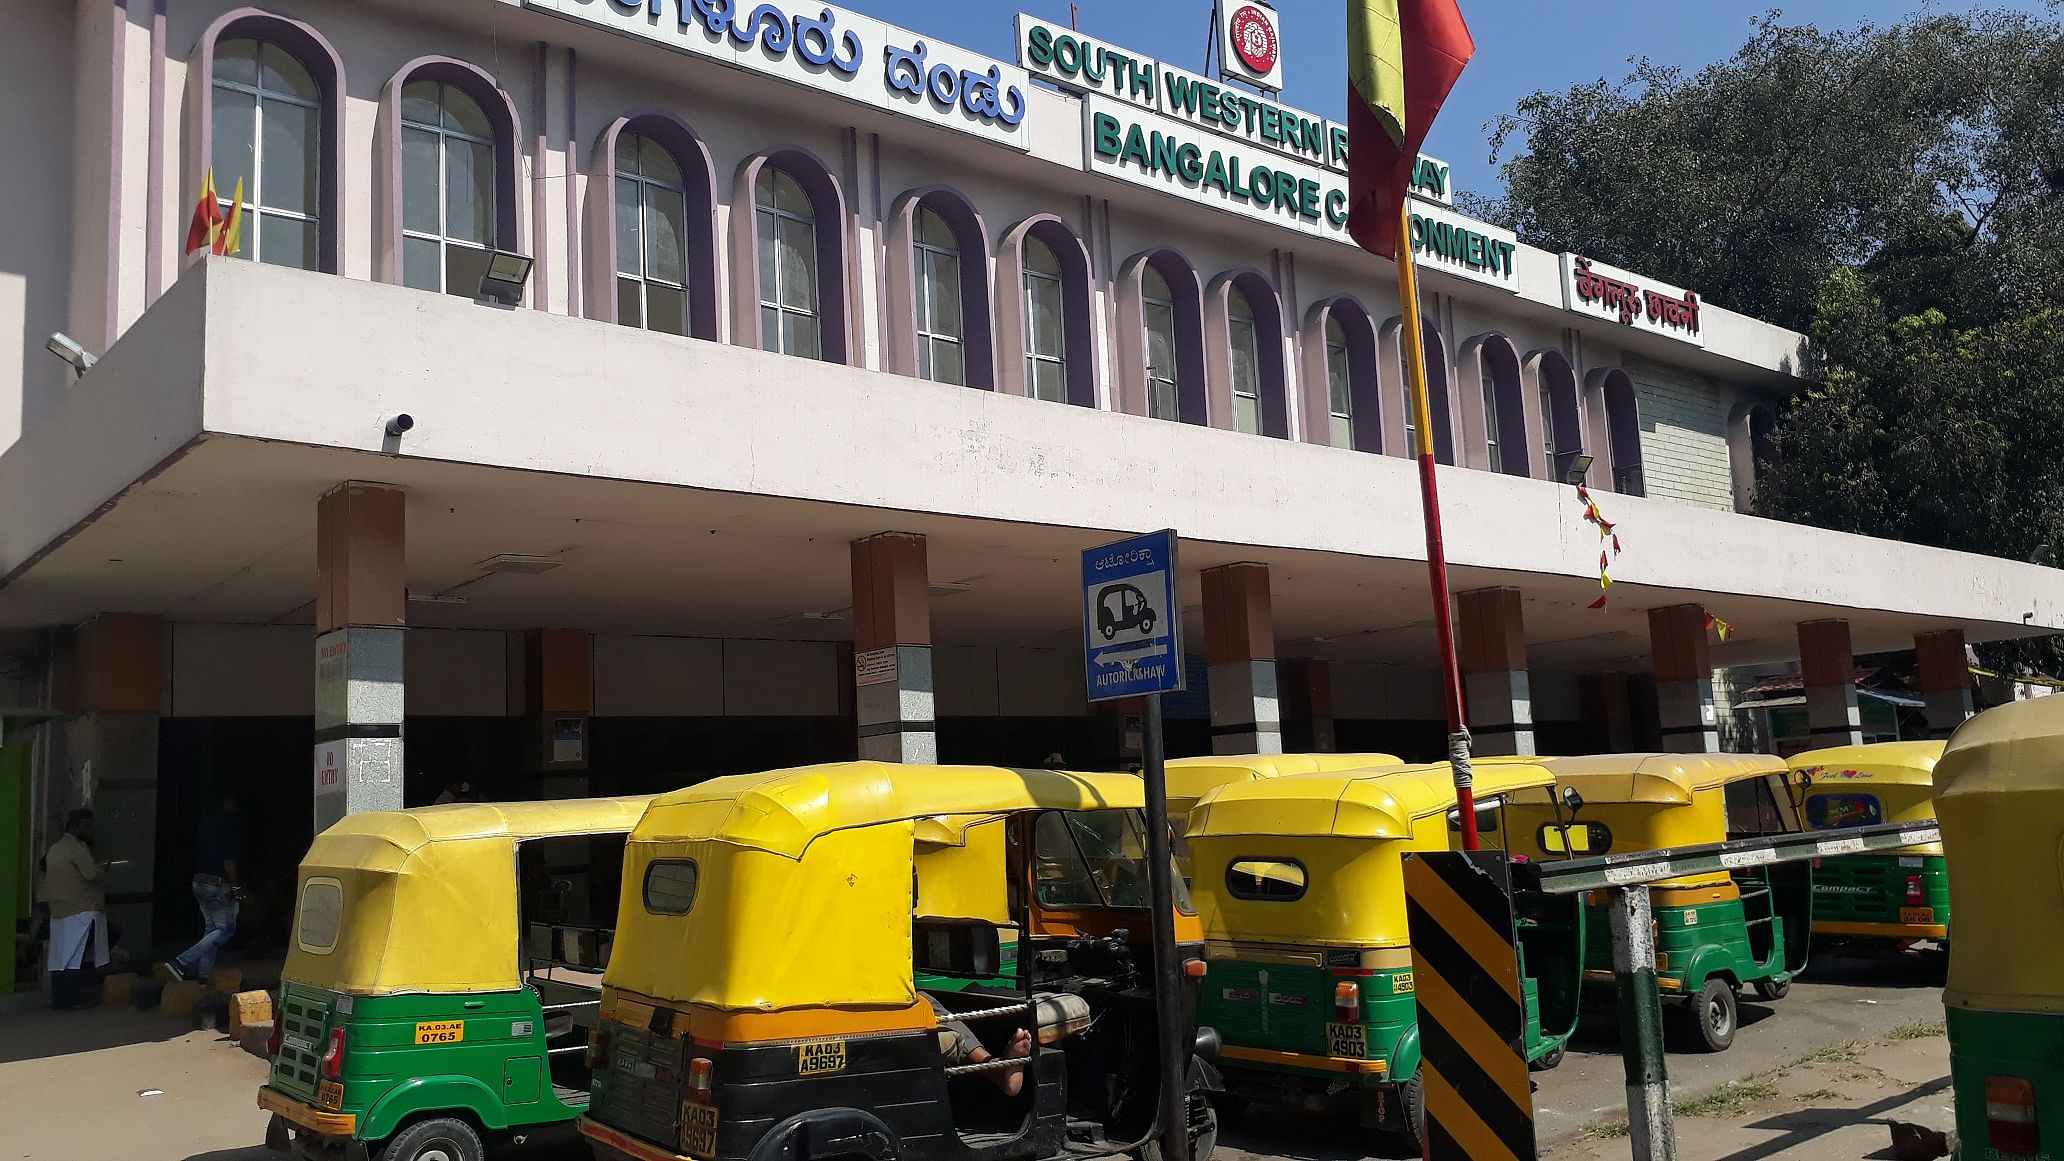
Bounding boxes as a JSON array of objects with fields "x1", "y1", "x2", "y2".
[{"x1": 1228, "y1": 6, "x2": 1278, "y2": 75}]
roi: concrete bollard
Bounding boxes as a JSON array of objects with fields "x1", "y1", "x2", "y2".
[
  {"x1": 208, "y1": 967, "x2": 244, "y2": 994},
  {"x1": 228, "y1": 990, "x2": 273, "y2": 1033},
  {"x1": 160, "y1": 980, "x2": 206, "y2": 1018},
  {"x1": 101, "y1": 973, "x2": 140, "y2": 1007},
  {"x1": 132, "y1": 978, "x2": 166, "y2": 1010}
]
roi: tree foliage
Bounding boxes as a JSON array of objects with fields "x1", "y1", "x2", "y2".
[{"x1": 1473, "y1": 8, "x2": 2064, "y2": 666}]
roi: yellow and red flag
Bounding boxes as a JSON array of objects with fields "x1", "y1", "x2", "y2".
[
  {"x1": 1345, "y1": 0, "x2": 1476, "y2": 258},
  {"x1": 183, "y1": 170, "x2": 244, "y2": 257}
]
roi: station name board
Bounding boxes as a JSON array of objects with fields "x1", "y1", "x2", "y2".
[
  {"x1": 526, "y1": 0, "x2": 1032, "y2": 150},
  {"x1": 1084, "y1": 100, "x2": 1517, "y2": 293},
  {"x1": 1560, "y1": 254, "x2": 1705, "y2": 347}
]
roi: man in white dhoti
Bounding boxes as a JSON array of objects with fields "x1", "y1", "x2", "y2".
[{"x1": 44, "y1": 808, "x2": 109, "y2": 1009}]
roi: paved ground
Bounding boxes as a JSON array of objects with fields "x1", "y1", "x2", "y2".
[{"x1": 0, "y1": 947, "x2": 1953, "y2": 1161}]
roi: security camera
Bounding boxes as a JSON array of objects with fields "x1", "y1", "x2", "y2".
[
  {"x1": 45, "y1": 332, "x2": 97, "y2": 376},
  {"x1": 383, "y1": 413, "x2": 415, "y2": 438}
]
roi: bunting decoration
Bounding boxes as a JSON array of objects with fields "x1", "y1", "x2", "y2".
[
  {"x1": 1576, "y1": 484, "x2": 1620, "y2": 609},
  {"x1": 1704, "y1": 611, "x2": 1734, "y2": 642}
]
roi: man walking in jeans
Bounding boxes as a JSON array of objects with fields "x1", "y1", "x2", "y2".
[{"x1": 163, "y1": 792, "x2": 240, "y2": 983}]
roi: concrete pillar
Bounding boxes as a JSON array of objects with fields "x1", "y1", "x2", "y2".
[
  {"x1": 1459, "y1": 588, "x2": 1534, "y2": 755},
  {"x1": 1915, "y1": 629, "x2": 1974, "y2": 738},
  {"x1": 1648, "y1": 604, "x2": 1717, "y2": 753},
  {"x1": 313, "y1": 483, "x2": 407, "y2": 832},
  {"x1": 851, "y1": 533, "x2": 935, "y2": 763},
  {"x1": 1798, "y1": 619, "x2": 1863, "y2": 748},
  {"x1": 525, "y1": 629, "x2": 592, "y2": 797},
  {"x1": 55, "y1": 613, "x2": 165, "y2": 956},
  {"x1": 1203, "y1": 563, "x2": 1281, "y2": 755},
  {"x1": 1279, "y1": 659, "x2": 1336, "y2": 753}
]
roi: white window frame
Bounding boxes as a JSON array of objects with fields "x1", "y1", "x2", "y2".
[
  {"x1": 756, "y1": 169, "x2": 820, "y2": 358},
  {"x1": 615, "y1": 133, "x2": 691, "y2": 336},
  {"x1": 1326, "y1": 319, "x2": 1353, "y2": 449},
  {"x1": 1143, "y1": 271, "x2": 1180, "y2": 422},
  {"x1": 914, "y1": 208, "x2": 965, "y2": 385},
  {"x1": 1483, "y1": 376, "x2": 1504, "y2": 473},
  {"x1": 400, "y1": 81, "x2": 495, "y2": 295},
  {"x1": 212, "y1": 39, "x2": 321, "y2": 269},
  {"x1": 1023, "y1": 240, "x2": 1067, "y2": 403},
  {"x1": 1228, "y1": 291, "x2": 1262, "y2": 435}
]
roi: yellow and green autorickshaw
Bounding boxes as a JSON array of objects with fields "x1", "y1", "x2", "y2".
[
  {"x1": 1936, "y1": 697, "x2": 2064, "y2": 1157},
  {"x1": 1789, "y1": 741, "x2": 1949, "y2": 947},
  {"x1": 1183, "y1": 760, "x2": 1587, "y2": 1146},
  {"x1": 259, "y1": 796, "x2": 654, "y2": 1161},
  {"x1": 579, "y1": 762, "x2": 1220, "y2": 1161},
  {"x1": 1164, "y1": 754, "x2": 1401, "y2": 877},
  {"x1": 1508, "y1": 753, "x2": 1807, "y2": 1053}
]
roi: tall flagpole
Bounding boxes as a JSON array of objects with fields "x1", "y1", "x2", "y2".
[{"x1": 1394, "y1": 199, "x2": 1479, "y2": 851}]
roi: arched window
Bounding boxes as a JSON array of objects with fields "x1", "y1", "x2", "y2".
[
  {"x1": 1325, "y1": 317, "x2": 1353, "y2": 448},
  {"x1": 1382, "y1": 317, "x2": 1454, "y2": 463},
  {"x1": 756, "y1": 168, "x2": 819, "y2": 359},
  {"x1": 614, "y1": 132, "x2": 690, "y2": 336},
  {"x1": 1525, "y1": 349, "x2": 1585, "y2": 484},
  {"x1": 1143, "y1": 265, "x2": 1181, "y2": 422},
  {"x1": 1228, "y1": 288, "x2": 1262, "y2": 434},
  {"x1": 914, "y1": 207, "x2": 965, "y2": 385},
  {"x1": 1209, "y1": 270, "x2": 1290, "y2": 438},
  {"x1": 211, "y1": 39, "x2": 320, "y2": 269},
  {"x1": 998, "y1": 215, "x2": 1095, "y2": 407},
  {"x1": 1023, "y1": 238, "x2": 1066, "y2": 403},
  {"x1": 401, "y1": 80, "x2": 496, "y2": 295},
  {"x1": 1586, "y1": 367, "x2": 1644, "y2": 496},
  {"x1": 1303, "y1": 297, "x2": 1381, "y2": 451},
  {"x1": 190, "y1": 13, "x2": 344, "y2": 276},
  {"x1": 1459, "y1": 334, "x2": 1531, "y2": 477},
  {"x1": 732, "y1": 148, "x2": 847, "y2": 364},
  {"x1": 589, "y1": 112, "x2": 718, "y2": 340}
]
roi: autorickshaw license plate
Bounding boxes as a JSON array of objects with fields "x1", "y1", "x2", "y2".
[
  {"x1": 317, "y1": 1080, "x2": 344, "y2": 1111},
  {"x1": 1900, "y1": 907, "x2": 1936, "y2": 924},
  {"x1": 680, "y1": 1100, "x2": 720, "y2": 1157},
  {"x1": 1326, "y1": 1022, "x2": 1367, "y2": 1058}
]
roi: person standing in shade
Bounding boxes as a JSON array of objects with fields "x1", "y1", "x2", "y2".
[
  {"x1": 162, "y1": 792, "x2": 240, "y2": 984},
  {"x1": 43, "y1": 808, "x2": 110, "y2": 1009}
]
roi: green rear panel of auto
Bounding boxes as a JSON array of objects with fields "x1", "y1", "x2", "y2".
[{"x1": 1948, "y1": 1006, "x2": 2064, "y2": 1154}]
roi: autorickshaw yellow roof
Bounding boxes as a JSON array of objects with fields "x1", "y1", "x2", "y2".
[
  {"x1": 1936, "y1": 697, "x2": 2064, "y2": 1012},
  {"x1": 1536, "y1": 752, "x2": 1789, "y2": 805},
  {"x1": 1164, "y1": 752, "x2": 1402, "y2": 811},
  {"x1": 285, "y1": 796, "x2": 656, "y2": 995},
  {"x1": 1790, "y1": 740, "x2": 1944, "y2": 787},
  {"x1": 633, "y1": 761, "x2": 1146, "y2": 857},
  {"x1": 1185, "y1": 760, "x2": 1559, "y2": 840}
]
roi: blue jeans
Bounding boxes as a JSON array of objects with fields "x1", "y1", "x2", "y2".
[{"x1": 173, "y1": 880, "x2": 238, "y2": 980}]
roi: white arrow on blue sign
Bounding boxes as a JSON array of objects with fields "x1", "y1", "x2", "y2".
[{"x1": 1083, "y1": 529, "x2": 1185, "y2": 702}]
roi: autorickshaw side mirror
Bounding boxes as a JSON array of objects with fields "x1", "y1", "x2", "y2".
[{"x1": 1560, "y1": 786, "x2": 1585, "y2": 815}]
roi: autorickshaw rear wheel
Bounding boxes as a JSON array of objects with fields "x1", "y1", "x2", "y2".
[
  {"x1": 1529, "y1": 1045, "x2": 1566, "y2": 1071},
  {"x1": 1400, "y1": 1072, "x2": 1424, "y2": 1148},
  {"x1": 1135, "y1": 1085, "x2": 1220, "y2": 1161},
  {"x1": 1670, "y1": 979, "x2": 1738, "y2": 1053},
  {"x1": 380, "y1": 1117, "x2": 485, "y2": 1161},
  {"x1": 1752, "y1": 977, "x2": 1791, "y2": 1001}
]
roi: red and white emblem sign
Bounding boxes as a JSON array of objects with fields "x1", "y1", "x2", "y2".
[{"x1": 1228, "y1": 5, "x2": 1278, "y2": 75}]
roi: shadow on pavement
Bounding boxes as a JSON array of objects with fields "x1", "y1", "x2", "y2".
[
  {"x1": 1220, "y1": 1100, "x2": 1418, "y2": 1161},
  {"x1": 0, "y1": 1000, "x2": 195, "y2": 1064},
  {"x1": 1707, "y1": 1075, "x2": 1953, "y2": 1161},
  {"x1": 1800, "y1": 947, "x2": 1948, "y2": 991},
  {"x1": 181, "y1": 1149, "x2": 275, "y2": 1161}
]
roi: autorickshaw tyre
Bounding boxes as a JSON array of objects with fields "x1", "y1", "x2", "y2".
[
  {"x1": 1752, "y1": 978, "x2": 1791, "y2": 1001},
  {"x1": 1102, "y1": 622, "x2": 1117, "y2": 640},
  {"x1": 1134, "y1": 1091, "x2": 1219, "y2": 1161},
  {"x1": 1529, "y1": 1045, "x2": 1566, "y2": 1072},
  {"x1": 1140, "y1": 612, "x2": 1156, "y2": 635},
  {"x1": 1672, "y1": 979, "x2": 1737, "y2": 1053},
  {"x1": 379, "y1": 1117, "x2": 485, "y2": 1161},
  {"x1": 1401, "y1": 1071, "x2": 1424, "y2": 1149}
]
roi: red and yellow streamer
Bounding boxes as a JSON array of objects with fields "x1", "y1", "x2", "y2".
[{"x1": 1576, "y1": 485, "x2": 1620, "y2": 609}]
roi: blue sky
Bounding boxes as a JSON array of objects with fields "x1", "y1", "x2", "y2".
[{"x1": 835, "y1": 0, "x2": 2051, "y2": 200}]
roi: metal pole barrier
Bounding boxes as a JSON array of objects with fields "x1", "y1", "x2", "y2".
[
  {"x1": 1139, "y1": 693, "x2": 1190, "y2": 1161},
  {"x1": 1608, "y1": 885, "x2": 1676, "y2": 1161}
]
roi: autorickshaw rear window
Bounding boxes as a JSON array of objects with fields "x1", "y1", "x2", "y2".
[
  {"x1": 642, "y1": 859, "x2": 698, "y2": 915},
  {"x1": 1225, "y1": 859, "x2": 1308, "y2": 901},
  {"x1": 1806, "y1": 793, "x2": 1883, "y2": 829},
  {"x1": 296, "y1": 876, "x2": 343, "y2": 954}
]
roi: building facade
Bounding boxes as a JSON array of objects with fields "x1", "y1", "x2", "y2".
[{"x1": 1, "y1": 0, "x2": 2058, "y2": 953}]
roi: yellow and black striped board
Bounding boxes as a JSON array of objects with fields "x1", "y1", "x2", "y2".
[{"x1": 1402, "y1": 850, "x2": 1535, "y2": 1161}]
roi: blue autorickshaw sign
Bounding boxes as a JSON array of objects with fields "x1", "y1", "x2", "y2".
[{"x1": 1083, "y1": 530, "x2": 1185, "y2": 701}]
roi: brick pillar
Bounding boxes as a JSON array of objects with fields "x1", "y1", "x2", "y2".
[
  {"x1": 1203, "y1": 563, "x2": 1280, "y2": 755},
  {"x1": 851, "y1": 533, "x2": 934, "y2": 763},
  {"x1": 1279, "y1": 659, "x2": 1336, "y2": 753},
  {"x1": 1915, "y1": 629, "x2": 1974, "y2": 738},
  {"x1": 1648, "y1": 604, "x2": 1717, "y2": 753},
  {"x1": 314, "y1": 482, "x2": 407, "y2": 832},
  {"x1": 525, "y1": 629, "x2": 593, "y2": 796},
  {"x1": 57, "y1": 613, "x2": 165, "y2": 957},
  {"x1": 1798, "y1": 619, "x2": 1863, "y2": 748},
  {"x1": 1459, "y1": 588, "x2": 1534, "y2": 755}
]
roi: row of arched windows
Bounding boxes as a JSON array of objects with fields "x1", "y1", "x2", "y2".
[{"x1": 197, "y1": 10, "x2": 1651, "y2": 494}]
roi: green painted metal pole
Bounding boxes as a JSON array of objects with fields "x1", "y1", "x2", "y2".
[{"x1": 1609, "y1": 885, "x2": 1675, "y2": 1159}]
